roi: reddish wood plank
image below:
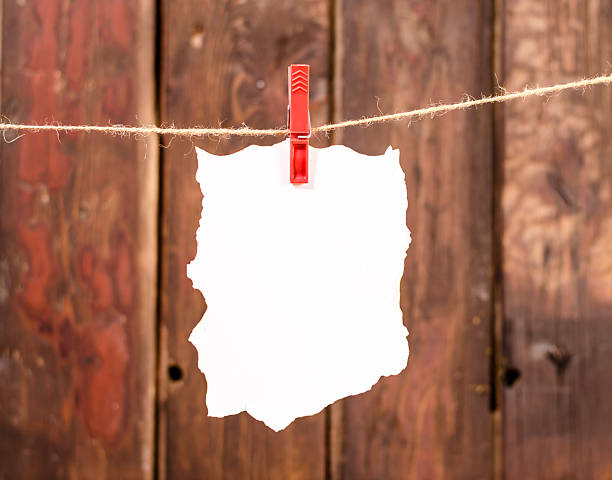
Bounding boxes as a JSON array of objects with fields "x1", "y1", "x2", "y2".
[
  {"x1": 0, "y1": 1, "x2": 158, "y2": 478},
  {"x1": 500, "y1": 1, "x2": 612, "y2": 478},
  {"x1": 333, "y1": 1, "x2": 494, "y2": 478},
  {"x1": 158, "y1": 1, "x2": 329, "y2": 478}
]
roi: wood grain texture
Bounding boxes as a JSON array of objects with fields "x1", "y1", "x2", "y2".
[
  {"x1": 158, "y1": 1, "x2": 329, "y2": 478},
  {"x1": 333, "y1": 1, "x2": 494, "y2": 479},
  {"x1": 500, "y1": 1, "x2": 612, "y2": 478},
  {"x1": 0, "y1": 0, "x2": 158, "y2": 479}
]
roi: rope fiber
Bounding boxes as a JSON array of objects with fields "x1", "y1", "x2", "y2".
[{"x1": 1, "y1": 74, "x2": 611, "y2": 139}]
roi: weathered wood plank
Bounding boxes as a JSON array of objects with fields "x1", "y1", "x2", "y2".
[
  {"x1": 158, "y1": 1, "x2": 329, "y2": 478},
  {"x1": 0, "y1": 1, "x2": 158, "y2": 479},
  {"x1": 333, "y1": 1, "x2": 494, "y2": 478},
  {"x1": 500, "y1": 1, "x2": 612, "y2": 478}
]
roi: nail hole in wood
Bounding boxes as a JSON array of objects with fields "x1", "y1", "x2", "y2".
[
  {"x1": 168, "y1": 364, "x2": 184, "y2": 382},
  {"x1": 502, "y1": 367, "x2": 521, "y2": 387}
]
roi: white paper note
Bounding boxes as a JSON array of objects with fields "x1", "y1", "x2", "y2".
[{"x1": 187, "y1": 139, "x2": 411, "y2": 431}]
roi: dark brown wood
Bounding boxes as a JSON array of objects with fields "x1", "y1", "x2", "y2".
[
  {"x1": 500, "y1": 1, "x2": 612, "y2": 478},
  {"x1": 0, "y1": 1, "x2": 158, "y2": 479},
  {"x1": 158, "y1": 1, "x2": 329, "y2": 478},
  {"x1": 332, "y1": 1, "x2": 494, "y2": 478}
]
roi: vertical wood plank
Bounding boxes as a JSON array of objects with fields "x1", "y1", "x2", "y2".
[
  {"x1": 500, "y1": 1, "x2": 612, "y2": 478},
  {"x1": 158, "y1": 1, "x2": 329, "y2": 478},
  {"x1": 491, "y1": 1, "x2": 506, "y2": 478},
  {"x1": 333, "y1": 1, "x2": 494, "y2": 478},
  {"x1": 0, "y1": 0, "x2": 158, "y2": 479}
]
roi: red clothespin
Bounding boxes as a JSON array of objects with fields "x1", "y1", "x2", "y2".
[{"x1": 288, "y1": 64, "x2": 310, "y2": 183}]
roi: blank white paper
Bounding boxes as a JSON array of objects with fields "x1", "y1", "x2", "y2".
[{"x1": 187, "y1": 139, "x2": 411, "y2": 431}]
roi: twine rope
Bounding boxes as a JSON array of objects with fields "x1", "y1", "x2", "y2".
[{"x1": 1, "y1": 74, "x2": 611, "y2": 139}]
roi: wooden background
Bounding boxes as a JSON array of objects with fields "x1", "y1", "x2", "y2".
[{"x1": 1, "y1": 0, "x2": 611, "y2": 479}]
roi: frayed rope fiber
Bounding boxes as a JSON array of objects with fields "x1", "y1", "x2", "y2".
[{"x1": 1, "y1": 74, "x2": 611, "y2": 138}]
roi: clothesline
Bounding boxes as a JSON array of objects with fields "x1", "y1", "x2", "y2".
[{"x1": 1, "y1": 74, "x2": 611, "y2": 139}]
